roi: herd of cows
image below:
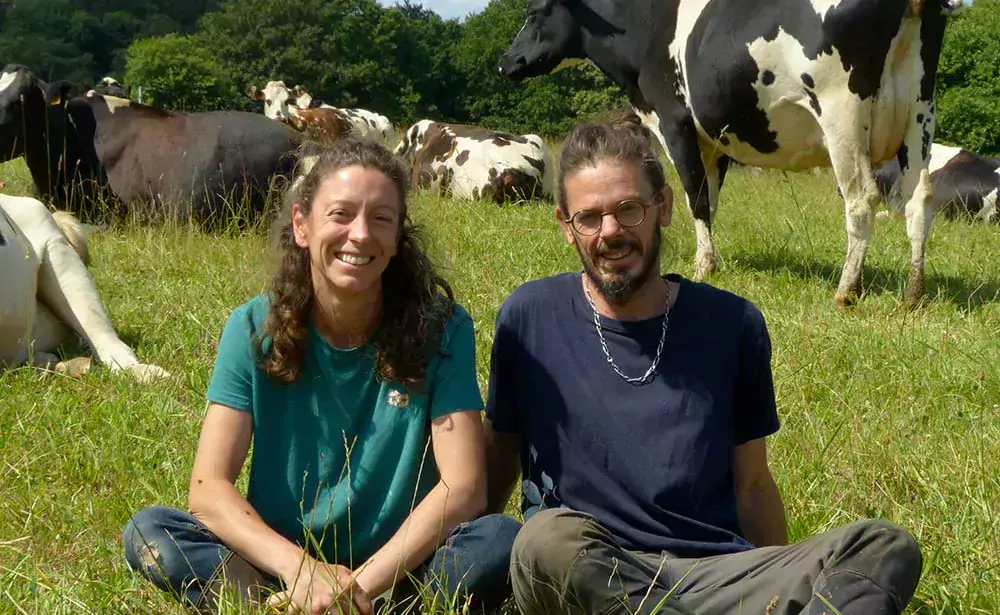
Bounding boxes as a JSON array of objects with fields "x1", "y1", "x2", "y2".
[{"x1": 2, "y1": 0, "x2": 999, "y2": 380}]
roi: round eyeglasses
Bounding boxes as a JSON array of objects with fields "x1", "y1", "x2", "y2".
[{"x1": 567, "y1": 199, "x2": 656, "y2": 236}]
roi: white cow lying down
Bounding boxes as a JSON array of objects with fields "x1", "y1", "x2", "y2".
[{"x1": 0, "y1": 194, "x2": 170, "y2": 382}]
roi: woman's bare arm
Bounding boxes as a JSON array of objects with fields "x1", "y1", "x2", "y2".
[{"x1": 351, "y1": 409, "x2": 488, "y2": 598}]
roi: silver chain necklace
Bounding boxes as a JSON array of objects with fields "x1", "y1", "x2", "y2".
[{"x1": 582, "y1": 277, "x2": 671, "y2": 386}]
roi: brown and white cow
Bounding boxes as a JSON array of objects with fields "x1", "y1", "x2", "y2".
[
  {"x1": 396, "y1": 120, "x2": 553, "y2": 203},
  {"x1": 247, "y1": 81, "x2": 398, "y2": 148}
]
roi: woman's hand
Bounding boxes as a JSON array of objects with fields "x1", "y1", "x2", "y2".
[{"x1": 267, "y1": 557, "x2": 373, "y2": 615}]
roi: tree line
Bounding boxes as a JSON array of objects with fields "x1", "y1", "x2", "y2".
[{"x1": 1, "y1": 0, "x2": 997, "y2": 150}]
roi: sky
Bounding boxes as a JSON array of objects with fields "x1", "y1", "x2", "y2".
[{"x1": 379, "y1": 0, "x2": 492, "y2": 20}]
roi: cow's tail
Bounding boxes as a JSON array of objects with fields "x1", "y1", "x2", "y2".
[{"x1": 52, "y1": 210, "x2": 90, "y2": 266}]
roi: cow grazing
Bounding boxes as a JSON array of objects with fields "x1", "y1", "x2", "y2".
[
  {"x1": 500, "y1": 0, "x2": 962, "y2": 308},
  {"x1": 0, "y1": 193, "x2": 170, "y2": 381},
  {"x1": 1, "y1": 65, "x2": 302, "y2": 225},
  {"x1": 396, "y1": 120, "x2": 553, "y2": 203},
  {"x1": 876, "y1": 143, "x2": 1000, "y2": 223},
  {"x1": 88, "y1": 77, "x2": 130, "y2": 99}
]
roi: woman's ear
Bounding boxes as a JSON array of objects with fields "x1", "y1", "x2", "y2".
[{"x1": 291, "y1": 203, "x2": 310, "y2": 248}]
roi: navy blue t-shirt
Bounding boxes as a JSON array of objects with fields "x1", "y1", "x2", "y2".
[{"x1": 485, "y1": 272, "x2": 780, "y2": 558}]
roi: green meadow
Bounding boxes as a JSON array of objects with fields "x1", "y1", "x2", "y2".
[{"x1": 1, "y1": 153, "x2": 998, "y2": 614}]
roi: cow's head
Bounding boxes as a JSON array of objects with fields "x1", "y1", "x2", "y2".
[
  {"x1": 92, "y1": 77, "x2": 131, "y2": 100},
  {"x1": 0, "y1": 65, "x2": 48, "y2": 160},
  {"x1": 499, "y1": 0, "x2": 583, "y2": 81},
  {"x1": 246, "y1": 80, "x2": 295, "y2": 121}
]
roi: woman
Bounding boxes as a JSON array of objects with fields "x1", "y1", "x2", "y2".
[{"x1": 122, "y1": 139, "x2": 520, "y2": 614}]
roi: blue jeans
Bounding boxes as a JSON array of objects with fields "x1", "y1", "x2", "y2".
[{"x1": 122, "y1": 506, "x2": 521, "y2": 613}]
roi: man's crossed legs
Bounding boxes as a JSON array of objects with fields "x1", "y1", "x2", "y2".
[{"x1": 511, "y1": 508, "x2": 922, "y2": 615}]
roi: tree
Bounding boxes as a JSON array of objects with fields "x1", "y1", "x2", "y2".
[
  {"x1": 935, "y1": 0, "x2": 1000, "y2": 156},
  {"x1": 124, "y1": 33, "x2": 234, "y2": 111}
]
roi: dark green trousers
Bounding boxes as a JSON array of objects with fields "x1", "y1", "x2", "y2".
[{"x1": 509, "y1": 508, "x2": 922, "y2": 615}]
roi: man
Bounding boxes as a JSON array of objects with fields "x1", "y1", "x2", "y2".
[{"x1": 483, "y1": 118, "x2": 923, "y2": 614}]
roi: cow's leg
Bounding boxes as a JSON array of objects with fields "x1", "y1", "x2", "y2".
[
  {"x1": 8, "y1": 200, "x2": 171, "y2": 382},
  {"x1": 820, "y1": 100, "x2": 880, "y2": 309},
  {"x1": 640, "y1": 107, "x2": 720, "y2": 279},
  {"x1": 893, "y1": 114, "x2": 937, "y2": 307}
]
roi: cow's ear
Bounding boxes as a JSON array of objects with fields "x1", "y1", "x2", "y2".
[
  {"x1": 246, "y1": 85, "x2": 263, "y2": 100},
  {"x1": 293, "y1": 85, "x2": 308, "y2": 96}
]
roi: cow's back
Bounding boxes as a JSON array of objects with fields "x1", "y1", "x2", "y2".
[
  {"x1": 344, "y1": 109, "x2": 397, "y2": 148},
  {"x1": 431, "y1": 131, "x2": 552, "y2": 203},
  {"x1": 87, "y1": 102, "x2": 300, "y2": 224},
  {"x1": 185, "y1": 111, "x2": 301, "y2": 221}
]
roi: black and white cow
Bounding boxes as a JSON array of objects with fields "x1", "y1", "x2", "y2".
[
  {"x1": 876, "y1": 142, "x2": 999, "y2": 223},
  {"x1": 1, "y1": 65, "x2": 302, "y2": 225},
  {"x1": 500, "y1": 0, "x2": 963, "y2": 308}
]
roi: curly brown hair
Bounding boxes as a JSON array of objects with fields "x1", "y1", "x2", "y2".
[{"x1": 255, "y1": 138, "x2": 455, "y2": 390}]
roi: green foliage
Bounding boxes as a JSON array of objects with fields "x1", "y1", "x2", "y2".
[
  {"x1": 935, "y1": 0, "x2": 1000, "y2": 156},
  {"x1": 124, "y1": 33, "x2": 234, "y2": 111},
  {"x1": 0, "y1": 0, "x2": 216, "y2": 86},
  {"x1": 194, "y1": 0, "x2": 462, "y2": 124}
]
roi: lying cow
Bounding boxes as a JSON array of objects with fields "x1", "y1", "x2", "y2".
[
  {"x1": 0, "y1": 193, "x2": 170, "y2": 381},
  {"x1": 500, "y1": 0, "x2": 962, "y2": 308},
  {"x1": 246, "y1": 81, "x2": 398, "y2": 148},
  {"x1": 0, "y1": 65, "x2": 302, "y2": 225},
  {"x1": 397, "y1": 120, "x2": 553, "y2": 203},
  {"x1": 875, "y1": 143, "x2": 999, "y2": 223}
]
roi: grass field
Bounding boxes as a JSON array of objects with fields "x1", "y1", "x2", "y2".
[{"x1": 1, "y1": 152, "x2": 998, "y2": 615}]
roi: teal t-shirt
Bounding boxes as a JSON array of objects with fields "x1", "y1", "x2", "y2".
[{"x1": 205, "y1": 295, "x2": 484, "y2": 567}]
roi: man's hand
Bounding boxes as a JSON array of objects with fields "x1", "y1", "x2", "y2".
[{"x1": 267, "y1": 558, "x2": 373, "y2": 615}]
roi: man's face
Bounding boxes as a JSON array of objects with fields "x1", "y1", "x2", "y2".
[{"x1": 557, "y1": 159, "x2": 673, "y2": 305}]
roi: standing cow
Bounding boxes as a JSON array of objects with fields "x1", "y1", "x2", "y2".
[
  {"x1": 0, "y1": 193, "x2": 169, "y2": 381},
  {"x1": 499, "y1": 0, "x2": 962, "y2": 308},
  {"x1": 876, "y1": 142, "x2": 999, "y2": 223},
  {"x1": 396, "y1": 120, "x2": 554, "y2": 203}
]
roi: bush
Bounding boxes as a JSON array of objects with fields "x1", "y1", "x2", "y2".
[
  {"x1": 935, "y1": 0, "x2": 1000, "y2": 156},
  {"x1": 124, "y1": 33, "x2": 235, "y2": 111}
]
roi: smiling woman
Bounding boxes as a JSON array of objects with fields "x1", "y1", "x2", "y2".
[{"x1": 120, "y1": 139, "x2": 520, "y2": 614}]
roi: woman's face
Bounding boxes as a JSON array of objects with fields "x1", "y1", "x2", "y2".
[{"x1": 292, "y1": 165, "x2": 401, "y2": 299}]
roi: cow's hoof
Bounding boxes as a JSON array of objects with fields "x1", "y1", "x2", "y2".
[
  {"x1": 833, "y1": 290, "x2": 858, "y2": 311},
  {"x1": 55, "y1": 356, "x2": 93, "y2": 378},
  {"x1": 693, "y1": 253, "x2": 718, "y2": 280},
  {"x1": 128, "y1": 363, "x2": 173, "y2": 384}
]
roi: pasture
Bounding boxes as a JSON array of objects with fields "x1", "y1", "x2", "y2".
[{"x1": 1, "y1": 151, "x2": 998, "y2": 614}]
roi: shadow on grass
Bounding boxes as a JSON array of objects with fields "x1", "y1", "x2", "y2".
[{"x1": 730, "y1": 248, "x2": 1000, "y2": 313}]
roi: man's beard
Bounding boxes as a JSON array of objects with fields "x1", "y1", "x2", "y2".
[{"x1": 576, "y1": 229, "x2": 662, "y2": 305}]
